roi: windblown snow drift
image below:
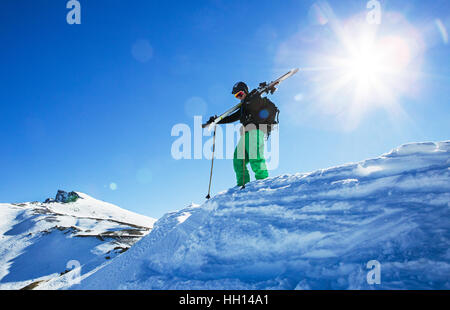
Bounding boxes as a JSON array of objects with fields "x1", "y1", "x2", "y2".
[{"x1": 63, "y1": 142, "x2": 450, "y2": 289}]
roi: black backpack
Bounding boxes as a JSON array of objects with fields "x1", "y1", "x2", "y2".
[{"x1": 242, "y1": 95, "x2": 280, "y2": 136}]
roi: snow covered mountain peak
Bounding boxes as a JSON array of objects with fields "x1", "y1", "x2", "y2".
[
  {"x1": 77, "y1": 140, "x2": 450, "y2": 290},
  {"x1": 39, "y1": 190, "x2": 156, "y2": 229},
  {"x1": 0, "y1": 191, "x2": 157, "y2": 290}
]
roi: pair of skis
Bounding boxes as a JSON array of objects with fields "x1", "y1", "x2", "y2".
[
  {"x1": 204, "y1": 68, "x2": 300, "y2": 199},
  {"x1": 203, "y1": 68, "x2": 299, "y2": 131}
]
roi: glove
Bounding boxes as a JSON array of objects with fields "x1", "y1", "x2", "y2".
[{"x1": 202, "y1": 115, "x2": 217, "y2": 128}]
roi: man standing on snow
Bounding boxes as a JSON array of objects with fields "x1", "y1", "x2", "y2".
[{"x1": 203, "y1": 82, "x2": 278, "y2": 187}]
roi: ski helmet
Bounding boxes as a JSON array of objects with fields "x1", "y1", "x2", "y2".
[{"x1": 232, "y1": 82, "x2": 249, "y2": 95}]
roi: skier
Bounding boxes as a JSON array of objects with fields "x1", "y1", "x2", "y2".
[{"x1": 203, "y1": 82, "x2": 279, "y2": 187}]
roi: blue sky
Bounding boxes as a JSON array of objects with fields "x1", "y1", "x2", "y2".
[{"x1": 0, "y1": 0, "x2": 449, "y2": 218}]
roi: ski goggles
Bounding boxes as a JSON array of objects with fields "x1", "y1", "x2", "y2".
[{"x1": 234, "y1": 91, "x2": 245, "y2": 99}]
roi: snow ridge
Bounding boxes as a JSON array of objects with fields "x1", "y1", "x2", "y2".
[{"x1": 77, "y1": 141, "x2": 450, "y2": 290}]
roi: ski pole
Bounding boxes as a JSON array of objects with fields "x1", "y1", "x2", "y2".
[
  {"x1": 242, "y1": 128, "x2": 246, "y2": 189},
  {"x1": 206, "y1": 125, "x2": 217, "y2": 199}
]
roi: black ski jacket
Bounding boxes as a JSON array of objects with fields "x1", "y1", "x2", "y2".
[{"x1": 218, "y1": 92, "x2": 264, "y2": 127}]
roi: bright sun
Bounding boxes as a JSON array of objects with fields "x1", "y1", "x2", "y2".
[
  {"x1": 276, "y1": 6, "x2": 424, "y2": 131},
  {"x1": 304, "y1": 18, "x2": 422, "y2": 131},
  {"x1": 350, "y1": 51, "x2": 381, "y2": 80},
  {"x1": 332, "y1": 33, "x2": 413, "y2": 105}
]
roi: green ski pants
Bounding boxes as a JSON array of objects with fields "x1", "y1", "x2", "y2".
[{"x1": 233, "y1": 129, "x2": 269, "y2": 186}]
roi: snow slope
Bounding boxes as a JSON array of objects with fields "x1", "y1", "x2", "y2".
[
  {"x1": 77, "y1": 141, "x2": 450, "y2": 290},
  {"x1": 0, "y1": 192, "x2": 156, "y2": 290},
  {"x1": 44, "y1": 192, "x2": 154, "y2": 228}
]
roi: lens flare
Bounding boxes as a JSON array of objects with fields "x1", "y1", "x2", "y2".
[
  {"x1": 435, "y1": 19, "x2": 449, "y2": 45},
  {"x1": 275, "y1": 9, "x2": 425, "y2": 131},
  {"x1": 308, "y1": 2, "x2": 329, "y2": 26}
]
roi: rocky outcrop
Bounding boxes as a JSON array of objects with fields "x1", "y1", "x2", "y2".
[{"x1": 44, "y1": 190, "x2": 81, "y2": 204}]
